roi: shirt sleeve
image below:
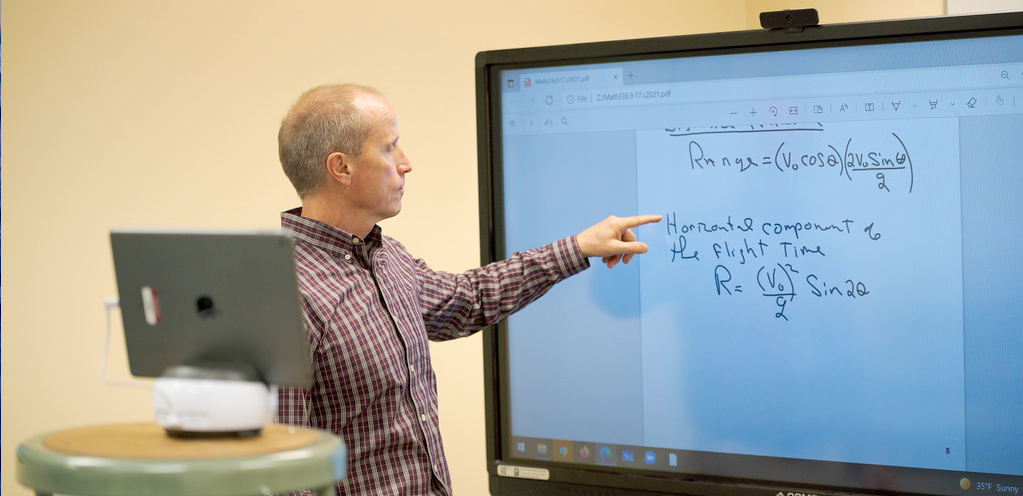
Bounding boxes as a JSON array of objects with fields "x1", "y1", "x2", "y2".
[{"x1": 416, "y1": 235, "x2": 590, "y2": 341}]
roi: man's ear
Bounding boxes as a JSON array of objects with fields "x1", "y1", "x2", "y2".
[{"x1": 326, "y1": 151, "x2": 352, "y2": 186}]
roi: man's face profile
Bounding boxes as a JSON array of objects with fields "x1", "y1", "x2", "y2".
[{"x1": 345, "y1": 93, "x2": 413, "y2": 223}]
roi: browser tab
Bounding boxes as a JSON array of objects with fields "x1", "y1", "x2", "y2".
[{"x1": 520, "y1": 68, "x2": 624, "y2": 90}]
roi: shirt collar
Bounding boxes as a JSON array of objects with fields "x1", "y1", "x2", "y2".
[{"x1": 281, "y1": 207, "x2": 382, "y2": 256}]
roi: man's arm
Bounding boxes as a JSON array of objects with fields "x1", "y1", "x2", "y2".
[
  {"x1": 416, "y1": 214, "x2": 660, "y2": 340},
  {"x1": 575, "y1": 214, "x2": 663, "y2": 268},
  {"x1": 416, "y1": 236, "x2": 587, "y2": 340}
]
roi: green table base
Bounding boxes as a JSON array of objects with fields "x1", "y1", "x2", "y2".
[{"x1": 16, "y1": 423, "x2": 346, "y2": 496}]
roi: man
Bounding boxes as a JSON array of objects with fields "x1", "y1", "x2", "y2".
[{"x1": 274, "y1": 83, "x2": 661, "y2": 495}]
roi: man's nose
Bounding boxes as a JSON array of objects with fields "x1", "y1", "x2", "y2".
[{"x1": 397, "y1": 147, "x2": 412, "y2": 173}]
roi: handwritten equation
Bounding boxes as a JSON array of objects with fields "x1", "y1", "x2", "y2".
[
  {"x1": 670, "y1": 128, "x2": 915, "y2": 194},
  {"x1": 663, "y1": 212, "x2": 881, "y2": 321}
]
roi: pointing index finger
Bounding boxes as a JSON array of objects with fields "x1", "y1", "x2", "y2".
[{"x1": 617, "y1": 214, "x2": 663, "y2": 229}]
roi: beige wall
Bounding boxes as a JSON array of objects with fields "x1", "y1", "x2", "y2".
[{"x1": 0, "y1": 1, "x2": 939, "y2": 495}]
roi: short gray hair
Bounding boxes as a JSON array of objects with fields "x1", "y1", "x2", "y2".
[{"x1": 278, "y1": 83, "x2": 384, "y2": 198}]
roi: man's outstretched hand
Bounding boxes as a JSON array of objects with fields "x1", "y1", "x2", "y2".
[{"x1": 576, "y1": 214, "x2": 663, "y2": 269}]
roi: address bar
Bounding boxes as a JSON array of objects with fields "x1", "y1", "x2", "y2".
[{"x1": 563, "y1": 62, "x2": 1023, "y2": 109}]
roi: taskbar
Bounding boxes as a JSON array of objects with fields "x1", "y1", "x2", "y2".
[
  {"x1": 506, "y1": 436, "x2": 1023, "y2": 496},
  {"x1": 510, "y1": 436, "x2": 679, "y2": 470}
]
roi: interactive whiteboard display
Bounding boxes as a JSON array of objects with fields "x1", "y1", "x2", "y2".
[{"x1": 482, "y1": 18, "x2": 1023, "y2": 496}]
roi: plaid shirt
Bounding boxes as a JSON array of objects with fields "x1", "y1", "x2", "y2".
[{"x1": 275, "y1": 208, "x2": 589, "y2": 495}]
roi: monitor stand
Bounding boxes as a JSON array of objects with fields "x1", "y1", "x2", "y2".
[{"x1": 153, "y1": 363, "x2": 275, "y2": 438}]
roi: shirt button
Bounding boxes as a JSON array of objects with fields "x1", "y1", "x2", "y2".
[
  {"x1": 352, "y1": 237, "x2": 361, "y2": 244},
  {"x1": 344, "y1": 253, "x2": 352, "y2": 261},
  {"x1": 421, "y1": 413, "x2": 428, "y2": 422}
]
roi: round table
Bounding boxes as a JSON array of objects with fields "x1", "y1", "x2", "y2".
[{"x1": 15, "y1": 422, "x2": 346, "y2": 496}]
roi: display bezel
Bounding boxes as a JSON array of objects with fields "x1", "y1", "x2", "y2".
[{"x1": 475, "y1": 11, "x2": 1023, "y2": 496}]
